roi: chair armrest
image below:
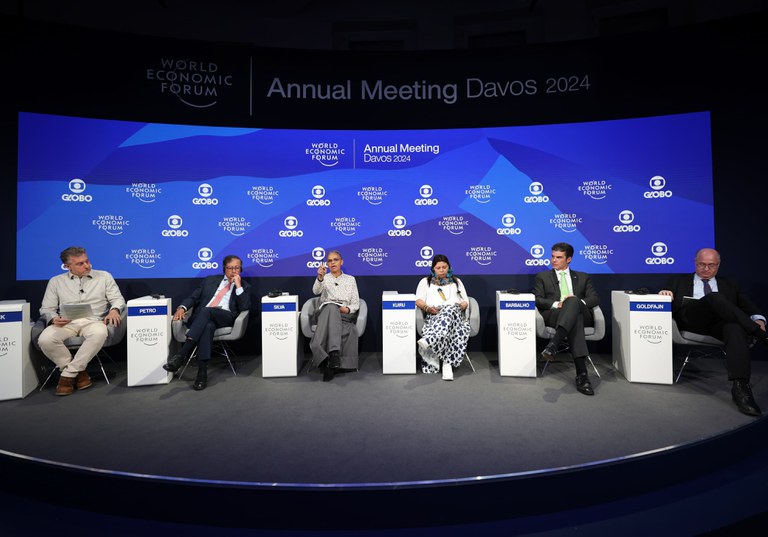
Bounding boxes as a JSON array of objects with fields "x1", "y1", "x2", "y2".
[
  {"x1": 588, "y1": 305, "x2": 606, "y2": 341},
  {"x1": 171, "y1": 306, "x2": 193, "y2": 343},
  {"x1": 356, "y1": 299, "x2": 368, "y2": 337},
  {"x1": 300, "y1": 298, "x2": 319, "y2": 339},
  {"x1": 104, "y1": 308, "x2": 128, "y2": 347}
]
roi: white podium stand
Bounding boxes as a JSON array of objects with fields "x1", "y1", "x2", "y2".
[
  {"x1": 127, "y1": 297, "x2": 172, "y2": 386},
  {"x1": 496, "y1": 292, "x2": 537, "y2": 377},
  {"x1": 382, "y1": 293, "x2": 416, "y2": 374},
  {"x1": 261, "y1": 295, "x2": 301, "y2": 377},
  {"x1": 0, "y1": 301, "x2": 35, "y2": 400},
  {"x1": 612, "y1": 290, "x2": 673, "y2": 384}
]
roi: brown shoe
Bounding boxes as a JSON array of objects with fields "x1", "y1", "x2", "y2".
[
  {"x1": 56, "y1": 376, "x2": 74, "y2": 396},
  {"x1": 75, "y1": 371, "x2": 92, "y2": 390}
]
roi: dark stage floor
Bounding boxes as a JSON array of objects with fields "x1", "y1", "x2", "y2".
[{"x1": 1, "y1": 352, "x2": 765, "y2": 486}]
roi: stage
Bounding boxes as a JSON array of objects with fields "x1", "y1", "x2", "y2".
[{"x1": 1, "y1": 352, "x2": 767, "y2": 534}]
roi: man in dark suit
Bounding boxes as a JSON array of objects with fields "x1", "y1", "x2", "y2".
[
  {"x1": 660, "y1": 248, "x2": 767, "y2": 416},
  {"x1": 533, "y1": 242, "x2": 601, "y2": 395},
  {"x1": 163, "y1": 255, "x2": 251, "y2": 390}
]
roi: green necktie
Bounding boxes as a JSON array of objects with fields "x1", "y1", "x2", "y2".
[{"x1": 559, "y1": 271, "x2": 569, "y2": 298}]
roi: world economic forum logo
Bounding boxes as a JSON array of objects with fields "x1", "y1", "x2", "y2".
[
  {"x1": 358, "y1": 247, "x2": 387, "y2": 267},
  {"x1": 145, "y1": 57, "x2": 233, "y2": 109},
  {"x1": 248, "y1": 185, "x2": 278, "y2": 205},
  {"x1": 578, "y1": 180, "x2": 612, "y2": 200},
  {"x1": 247, "y1": 248, "x2": 278, "y2": 268},
  {"x1": 125, "y1": 248, "x2": 161, "y2": 269},
  {"x1": 62, "y1": 178, "x2": 92, "y2": 202}
]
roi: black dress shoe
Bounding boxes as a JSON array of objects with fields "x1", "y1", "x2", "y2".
[
  {"x1": 732, "y1": 380, "x2": 761, "y2": 416},
  {"x1": 163, "y1": 354, "x2": 185, "y2": 373},
  {"x1": 322, "y1": 368, "x2": 335, "y2": 382},
  {"x1": 329, "y1": 350, "x2": 341, "y2": 369},
  {"x1": 541, "y1": 341, "x2": 558, "y2": 360},
  {"x1": 575, "y1": 373, "x2": 595, "y2": 396},
  {"x1": 193, "y1": 364, "x2": 208, "y2": 391}
]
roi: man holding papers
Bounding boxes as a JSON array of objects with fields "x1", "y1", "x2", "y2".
[
  {"x1": 38, "y1": 246, "x2": 125, "y2": 396},
  {"x1": 309, "y1": 250, "x2": 360, "y2": 381},
  {"x1": 660, "y1": 248, "x2": 767, "y2": 416}
]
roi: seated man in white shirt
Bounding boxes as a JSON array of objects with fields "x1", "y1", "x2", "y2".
[
  {"x1": 38, "y1": 246, "x2": 125, "y2": 396},
  {"x1": 164, "y1": 255, "x2": 251, "y2": 391}
]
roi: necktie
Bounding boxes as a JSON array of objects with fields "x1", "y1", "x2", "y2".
[
  {"x1": 559, "y1": 272, "x2": 569, "y2": 298},
  {"x1": 208, "y1": 280, "x2": 231, "y2": 308},
  {"x1": 702, "y1": 279, "x2": 712, "y2": 295}
]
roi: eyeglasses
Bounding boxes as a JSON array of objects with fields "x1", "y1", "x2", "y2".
[
  {"x1": 695, "y1": 262, "x2": 719, "y2": 270},
  {"x1": 224, "y1": 266, "x2": 242, "y2": 271}
]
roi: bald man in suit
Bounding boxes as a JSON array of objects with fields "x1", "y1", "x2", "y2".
[{"x1": 660, "y1": 248, "x2": 767, "y2": 416}]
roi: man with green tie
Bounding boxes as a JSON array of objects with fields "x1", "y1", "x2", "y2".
[{"x1": 533, "y1": 242, "x2": 600, "y2": 396}]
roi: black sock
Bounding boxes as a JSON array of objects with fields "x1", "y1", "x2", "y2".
[
  {"x1": 574, "y1": 356, "x2": 588, "y2": 376},
  {"x1": 181, "y1": 339, "x2": 195, "y2": 357},
  {"x1": 551, "y1": 327, "x2": 568, "y2": 348}
]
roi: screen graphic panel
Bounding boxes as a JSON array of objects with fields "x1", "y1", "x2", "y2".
[{"x1": 17, "y1": 111, "x2": 713, "y2": 279}]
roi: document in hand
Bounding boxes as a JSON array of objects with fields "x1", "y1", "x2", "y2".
[{"x1": 61, "y1": 303, "x2": 94, "y2": 320}]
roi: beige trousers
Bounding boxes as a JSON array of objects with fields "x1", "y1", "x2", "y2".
[{"x1": 38, "y1": 318, "x2": 108, "y2": 378}]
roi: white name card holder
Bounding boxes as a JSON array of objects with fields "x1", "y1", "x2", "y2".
[
  {"x1": 261, "y1": 295, "x2": 301, "y2": 377},
  {"x1": 611, "y1": 290, "x2": 673, "y2": 384},
  {"x1": 127, "y1": 297, "x2": 172, "y2": 386},
  {"x1": 0, "y1": 301, "x2": 34, "y2": 400},
  {"x1": 382, "y1": 293, "x2": 416, "y2": 374},
  {"x1": 496, "y1": 292, "x2": 537, "y2": 377}
]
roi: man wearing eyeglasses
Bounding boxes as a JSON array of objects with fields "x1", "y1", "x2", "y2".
[
  {"x1": 660, "y1": 248, "x2": 767, "y2": 416},
  {"x1": 164, "y1": 255, "x2": 251, "y2": 390}
]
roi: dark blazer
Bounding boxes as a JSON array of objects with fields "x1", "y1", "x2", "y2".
[
  {"x1": 533, "y1": 268, "x2": 600, "y2": 312},
  {"x1": 180, "y1": 275, "x2": 252, "y2": 325},
  {"x1": 664, "y1": 273, "x2": 760, "y2": 319}
]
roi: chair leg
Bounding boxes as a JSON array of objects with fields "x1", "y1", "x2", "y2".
[
  {"x1": 675, "y1": 351, "x2": 692, "y2": 383},
  {"x1": 178, "y1": 348, "x2": 196, "y2": 381},
  {"x1": 217, "y1": 342, "x2": 237, "y2": 376},
  {"x1": 94, "y1": 354, "x2": 110, "y2": 385},
  {"x1": 587, "y1": 356, "x2": 601, "y2": 379},
  {"x1": 464, "y1": 352, "x2": 476, "y2": 372},
  {"x1": 39, "y1": 365, "x2": 58, "y2": 391}
]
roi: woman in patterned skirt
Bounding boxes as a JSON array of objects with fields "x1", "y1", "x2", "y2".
[{"x1": 415, "y1": 254, "x2": 470, "y2": 380}]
